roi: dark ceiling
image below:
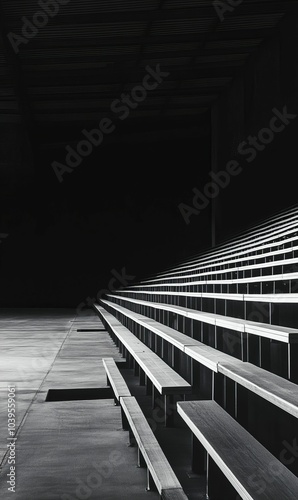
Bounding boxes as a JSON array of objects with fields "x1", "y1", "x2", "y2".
[{"x1": 1, "y1": 0, "x2": 296, "y2": 149}]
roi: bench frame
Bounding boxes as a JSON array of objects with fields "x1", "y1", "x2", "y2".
[{"x1": 102, "y1": 357, "x2": 188, "y2": 499}]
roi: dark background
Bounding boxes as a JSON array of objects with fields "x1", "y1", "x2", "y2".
[
  {"x1": 1, "y1": 2, "x2": 298, "y2": 307},
  {"x1": 1, "y1": 123, "x2": 298, "y2": 308}
]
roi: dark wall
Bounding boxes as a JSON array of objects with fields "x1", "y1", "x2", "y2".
[
  {"x1": 211, "y1": 14, "x2": 298, "y2": 243},
  {"x1": 0, "y1": 136, "x2": 212, "y2": 307}
]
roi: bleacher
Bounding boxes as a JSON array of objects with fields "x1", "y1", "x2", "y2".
[{"x1": 94, "y1": 205, "x2": 298, "y2": 499}]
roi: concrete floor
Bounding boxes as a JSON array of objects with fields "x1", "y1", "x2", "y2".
[{"x1": 0, "y1": 309, "x2": 160, "y2": 500}]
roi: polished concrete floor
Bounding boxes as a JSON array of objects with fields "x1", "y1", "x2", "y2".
[
  {"x1": 0, "y1": 309, "x2": 206, "y2": 500},
  {"x1": 0, "y1": 309, "x2": 160, "y2": 500}
]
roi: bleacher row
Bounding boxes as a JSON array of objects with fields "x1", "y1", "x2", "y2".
[{"x1": 94, "y1": 205, "x2": 298, "y2": 499}]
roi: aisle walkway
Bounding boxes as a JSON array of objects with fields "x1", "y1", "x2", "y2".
[{"x1": 0, "y1": 309, "x2": 158, "y2": 500}]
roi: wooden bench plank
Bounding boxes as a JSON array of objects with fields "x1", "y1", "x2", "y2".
[
  {"x1": 244, "y1": 293, "x2": 298, "y2": 303},
  {"x1": 218, "y1": 361, "x2": 298, "y2": 418},
  {"x1": 110, "y1": 305, "x2": 203, "y2": 351},
  {"x1": 98, "y1": 310, "x2": 148, "y2": 353},
  {"x1": 177, "y1": 400, "x2": 298, "y2": 500},
  {"x1": 117, "y1": 289, "x2": 244, "y2": 301},
  {"x1": 106, "y1": 295, "x2": 298, "y2": 343},
  {"x1": 135, "y1": 352, "x2": 191, "y2": 395},
  {"x1": 100, "y1": 299, "x2": 237, "y2": 372},
  {"x1": 101, "y1": 298, "x2": 298, "y2": 416},
  {"x1": 244, "y1": 321, "x2": 298, "y2": 341},
  {"x1": 139, "y1": 256, "x2": 298, "y2": 285},
  {"x1": 95, "y1": 305, "x2": 192, "y2": 395},
  {"x1": 100, "y1": 299, "x2": 298, "y2": 416},
  {"x1": 154, "y1": 238, "x2": 298, "y2": 279},
  {"x1": 115, "y1": 289, "x2": 298, "y2": 304},
  {"x1": 129, "y1": 271, "x2": 298, "y2": 289},
  {"x1": 102, "y1": 358, "x2": 131, "y2": 401},
  {"x1": 134, "y1": 316, "x2": 196, "y2": 351},
  {"x1": 98, "y1": 301, "x2": 203, "y2": 352},
  {"x1": 184, "y1": 345, "x2": 240, "y2": 372},
  {"x1": 121, "y1": 396, "x2": 187, "y2": 497}
]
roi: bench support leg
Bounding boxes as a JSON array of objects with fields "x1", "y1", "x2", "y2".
[
  {"x1": 206, "y1": 452, "x2": 210, "y2": 499},
  {"x1": 240, "y1": 332, "x2": 244, "y2": 361},
  {"x1": 137, "y1": 447, "x2": 146, "y2": 468},
  {"x1": 146, "y1": 469, "x2": 156, "y2": 492},
  {"x1": 171, "y1": 345, "x2": 175, "y2": 368},
  {"x1": 128, "y1": 429, "x2": 135, "y2": 447},
  {"x1": 161, "y1": 338, "x2": 165, "y2": 359},
  {"x1": 121, "y1": 408, "x2": 129, "y2": 431},
  {"x1": 289, "y1": 343, "x2": 298, "y2": 383},
  {"x1": 288, "y1": 344, "x2": 291, "y2": 380},
  {"x1": 207, "y1": 455, "x2": 238, "y2": 499},
  {"x1": 259, "y1": 337, "x2": 262, "y2": 368},
  {"x1": 211, "y1": 372, "x2": 215, "y2": 400},
  {"x1": 139, "y1": 368, "x2": 145, "y2": 386},
  {"x1": 234, "y1": 382, "x2": 238, "y2": 420},
  {"x1": 165, "y1": 394, "x2": 175, "y2": 427},
  {"x1": 149, "y1": 331, "x2": 153, "y2": 350},
  {"x1": 223, "y1": 375, "x2": 227, "y2": 409},
  {"x1": 128, "y1": 352, "x2": 133, "y2": 369},
  {"x1": 191, "y1": 434, "x2": 205, "y2": 474},
  {"x1": 152, "y1": 386, "x2": 158, "y2": 409},
  {"x1": 146, "y1": 378, "x2": 152, "y2": 396}
]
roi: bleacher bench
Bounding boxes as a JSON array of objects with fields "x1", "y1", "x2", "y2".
[
  {"x1": 177, "y1": 400, "x2": 298, "y2": 500},
  {"x1": 96, "y1": 305, "x2": 192, "y2": 426},
  {"x1": 102, "y1": 357, "x2": 188, "y2": 499},
  {"x1": 101, "y1": 299, "x2": 298, "y2": 417}
]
